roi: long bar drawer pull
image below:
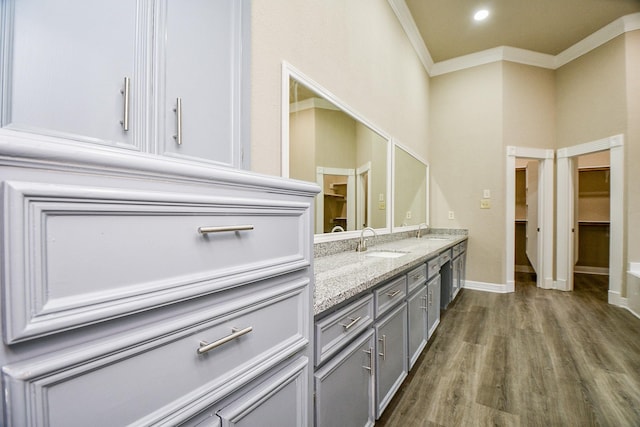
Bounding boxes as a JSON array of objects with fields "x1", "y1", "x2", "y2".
[
  {"x1": 197, "y1": 326, "x2": 253, "y2": 355},
  {"x1": 120, "y1": 77, "x2": 130, "y2": 131},
  {"x1": 173, "y1": 97, "x2": 183, "y2": 145},
  {"x1": 362, "y1": 348, "x2": 373, "y2": 373},
  {"x1": 379, "y1": 334, "x2": 386, "y2": 360},
  {"x1": 340, "y1": 316, "x2": 362, "y2": 330},
  {"x1": 386, "y1": 289, "x2": 401, "y2": 298},
  {"x1": 198, "y1": 225, "x2": 254, "y2": 234}
]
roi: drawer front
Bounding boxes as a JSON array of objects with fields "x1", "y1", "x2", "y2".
[
  {"x1": 2, "y1": 278, "x2": 310, "y2": 427},
  {"x1": 1, "y1": 180, "x2": 312, "y2": 343},
  {"x1": 439, "y1": 249, "x2": 451, "y2": 265},
  {"x1": 374, "y1": 276, "x2": 407, "y2": 318},
  {"x1": 427, "y1": 257, "x2": 440, "y2": 280},
  {"x1": 452, "y1": 243, "x2": 461, "y2": 257},
  {"x1": 315, "y1": 294, "x2": 374, "y2": 366},
  {"x1": 459, "y1": 240, "x2": 467, "y2": 253},
  {"x1": 407, "y1": 264, "x2": 427, "y2": 294}
]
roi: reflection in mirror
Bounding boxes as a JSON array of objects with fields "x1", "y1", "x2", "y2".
[
  {"x1": 288, "y1": 76, "x2": 389, "y2": 235},
  {"x1": 394, "y1": 145, "x2": 428, "y2": 227}
]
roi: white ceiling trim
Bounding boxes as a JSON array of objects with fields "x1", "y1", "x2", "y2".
[{"x1": 388, "y1": 0, "x2": 640, "y2": 76}]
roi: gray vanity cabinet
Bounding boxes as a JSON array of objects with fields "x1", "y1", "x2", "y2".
[
  {"x1": 407, "y1": 285, "x2": 429, "y2": 369},
  {"x1": 375, "y1": 302, "x2": 408, "y2": 418},
  {"x1": 452, "y1": 241, "x2": 467, "y2": 300},
  {"x1": 314, "y1": 329, "x2": 376, "y2": 427},
  {"x1": 1, "y1": 0, "x2": 142, "y2": 148},
  {"x1": 427, "y1": 274, "x2": 441, "y2": 338}
]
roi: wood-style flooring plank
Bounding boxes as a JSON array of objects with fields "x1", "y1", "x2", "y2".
[{"x1": 376, "y1": 274, "x2": 640, "y2": 427}]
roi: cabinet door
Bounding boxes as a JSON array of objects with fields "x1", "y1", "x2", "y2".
[
  {"x1": 1, "y1": 0, "x2": 144, "y2": 149},
  {"x1": 427, "y1": 275, "x2": 441, "y2": 338},
  {"x1": 452, "y1": 256, "x2": 460, "y2": 298},
  {"x1": 407, "y1": 285, "x2": 428, "y2": 369},
  {"x1": 160, "y1": 0, "x2": 248, "y2": 167},
  {"x1": 314, "y1": 330, "x2": 375, "y2": 427},
  {"x1": 375, "y1": 303, "x2": 408, "y2": 418}
]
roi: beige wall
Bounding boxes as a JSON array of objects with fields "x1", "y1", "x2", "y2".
[
  {"x1": 429, "y1": 62, "x2": 504, "y2": 285},
  {"x1": 289, "y1": 108, "x2": 316, "y2": 182},
  {"x1": 626, "y1": 30, "x2": 640, "y2": 264},
  {"x1": 556, "y1": 36, "x2": 627, "y2": 148},
  {"x1": 251, "y1": 0, "x2": 430, "y2": 176}
]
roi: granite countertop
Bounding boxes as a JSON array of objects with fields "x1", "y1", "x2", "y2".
[{"x1": 314, "y1": 233, "x2": 467, "y2": 316}]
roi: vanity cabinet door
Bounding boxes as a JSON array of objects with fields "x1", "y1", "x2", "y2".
[
  {"x1": 427, "y1": 275, "x2": 441, "y2": 338},
  {"x1": 314, "y1": 329, "x2": 375, "y2": 427},
  {"x1": 1, "y1": 0, "x2": 143, "y2": 149},
  {"x1": 375, "y1": 303, "x2": 407, "y2": 418},
  {"x1": 160, "y1": 0, "x2": 248, "y2": 168},
  {"x1": 407, "y1": 285, "x2": 428, "y2": 369},
  {"x1": 452, "y1": 255, "x2": 461, "y2": 299}
]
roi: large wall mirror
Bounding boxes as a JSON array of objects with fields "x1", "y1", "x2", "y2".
[
  {"x1": 393, "y1": 145, "x2": 429, "y2": 228},
  {"x1": 283, "y1": 64, "x2": 391, "y2": 239}
]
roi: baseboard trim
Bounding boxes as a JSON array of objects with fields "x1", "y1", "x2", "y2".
[
  {"x1": 574, "y1": 266, "x2": 609, "y2": 275},
  {"x1": 464, "y1": 280, "x2": 511, "y2": 293}
]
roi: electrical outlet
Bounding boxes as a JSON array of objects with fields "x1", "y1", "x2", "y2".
[
  {"x1": 406, "y1": 211, "x2": 412, "y2": 219},
  {"x1": 448, "y1": 211, "x2": 455, "y2": 220},
  {"x1": 480, "y1": 199, "x2": 491, "y2": 209},
  {"x1": 378, "y1": 201, "x2": 386, "y2": 210}
]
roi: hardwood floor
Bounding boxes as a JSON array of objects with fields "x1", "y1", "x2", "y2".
[{"x1": 377, "y1": 273, "x2": 640, "y2": 426}]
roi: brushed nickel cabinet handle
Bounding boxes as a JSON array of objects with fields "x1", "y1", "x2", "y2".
[
  {"x1": 378, "y1": 334, "x2": 386, "y2": 360},
  {"x1": 421, "y1": 295, "x2": 428, "y2": 310},
  {"x1": 386, "y1": 289, "x2": 401, "y2": 298},
  {"x1": 362, "y1": 347, "x2": 373, "y2": 373},
  {"x1": 120, "y1": 77, "x2": 130, "y2": 131},
  {"x1": 340, "y1": 316, "x2": 362, "y2": 330},
  {"x1": 198, "y1": 225, "x2": 254, "y2": 234},
  {"x1": 197, "y1": 326, "x2": 253, "y2": 355},
  {"x1": 173, "y1": 97, "x2": 183, "y2": 145}
]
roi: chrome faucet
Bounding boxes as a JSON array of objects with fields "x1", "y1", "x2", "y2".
[
  {"x1": 358, "y1": 227, "x2": 377, "y2": 252},
  {"x1": 416, "y1": 223, "x2": 428, "y2": 238}
]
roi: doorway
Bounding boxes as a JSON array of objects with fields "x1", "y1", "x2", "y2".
[
  {"x1": 505, "y1": 147, "x2": 554, "y2": 292},
  {"x1": 556, "y1": 134, "x2": 623, "y2": 304},
  {"x1": 514, "y1": 158, "x2": 538, "y2": 285}
]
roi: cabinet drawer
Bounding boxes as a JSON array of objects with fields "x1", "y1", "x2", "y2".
[
  {"x1": 407, "y1": 264, "x2": 427, "y2": 294},
  {"x1": 2, "y1": 278, "x2": 309, "y2": 427},
  {"x1": 452, "y1": 243, "x2": 461, "y2": 257},
  {"x1": 315, "y1": 294, "x2": 374, "y2": 366},
  {"x1": 374, "y1": 276, "x2": 407, "y2": 318},
  {"x1": 427, "y1": 257, "x2": 440, "y2": 280},
  {"x1": 1, "y1": 181, "x2": 312, "y2": 343},
  {"x1": 439, "y1": 249, "x2": 452, "y2": 265}
]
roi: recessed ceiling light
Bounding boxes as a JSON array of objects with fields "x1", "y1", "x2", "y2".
[{"x1": 474, "y1": 9, "x2": 490, "y2": 21}]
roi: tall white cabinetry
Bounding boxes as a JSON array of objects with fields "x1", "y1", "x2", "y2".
[
  {"x1": 1, "y1": 0, "x2": 249, "y2": 168},
  {"x1": 0, "y1": 1, "x2": 317, "y2": 425}
]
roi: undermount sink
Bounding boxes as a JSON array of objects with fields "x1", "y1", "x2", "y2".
[{"x1": 365, "y1": 250, "x2": 408, "y2": 259}]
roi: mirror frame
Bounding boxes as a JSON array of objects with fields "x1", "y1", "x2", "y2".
[
  {"x1": 281, "y1": 62, "x2": 392, "y2": 242},
  {"x1": 391, "y1": 141, "x2": 430, "y2": 232}
]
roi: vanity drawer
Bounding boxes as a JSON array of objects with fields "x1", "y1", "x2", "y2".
[
  {"x1": 374, "y1": 275, "x2": 407, "y2": 318},
  {"x1": 315, "y1": 294, "x2": 374, "y2": 366},
  {"x1": 452, "y1": 243, "x2": 461, "y2": 257},
  {"x1": 407, "y1": 264, "x2": 427, "y2": 294},
  {"x1": 2, "y1": 180, "x2": 311, "y2": 343},
  {"x1": 427, "y1": 257, "x2": 440, "y2": 280},
  {"x1": 2, "y1": 278, "x2": 309, "y2": 427},
  {"x1": 439, "y1": 249, "x2": 452, "y2": 265}
]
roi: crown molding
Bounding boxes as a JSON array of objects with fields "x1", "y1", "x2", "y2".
[
  {"x1": 388, "y1": 0, "x2": 640, "y2": 76},
  {"x1": 387, "y1": 0, "x2": 434, "y2": 73}
]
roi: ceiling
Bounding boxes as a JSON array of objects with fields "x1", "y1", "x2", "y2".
[{"x1": 404, "y1": 0, "x2": 640, "y2": 63}]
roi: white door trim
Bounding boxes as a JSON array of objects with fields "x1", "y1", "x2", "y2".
[
  {"x1": 556, "y1": 134, "x2": 624, "y2": 304},
  {"x1": 506, "y1": 146, "x2": 555, "y2": 292}
]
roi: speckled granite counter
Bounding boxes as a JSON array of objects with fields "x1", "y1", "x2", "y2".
[{"x1": 314, "y1": 233, "x2": 468, "y2": 316}]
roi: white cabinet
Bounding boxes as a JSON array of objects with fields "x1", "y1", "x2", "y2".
[
  {"x1": 0, "y1": 0, "x2": 250, "y2": 168},
  {"x1": 159, "y1": 0, "x2": 248, "y2": 167},
  {"x1": 1, "y1": 0, "x2": 144, "y2": 149},
  {"x1": 314, "y1": 330, "x2": 376, "y2": 427},
  {"x1": 374, "y1": 302, "x2": 408, "y2": 418}
]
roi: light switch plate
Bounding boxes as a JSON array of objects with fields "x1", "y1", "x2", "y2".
[{"x1": 483, "y1": 189, "x2": 491, "y2": 198}]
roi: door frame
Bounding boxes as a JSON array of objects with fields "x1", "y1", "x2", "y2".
[
  {"x1": 506, "y1": 146, "x2": 554, "y2": 291},
  {"x1": 556, "y1": 134, "x2": 623, "y2": 303}
]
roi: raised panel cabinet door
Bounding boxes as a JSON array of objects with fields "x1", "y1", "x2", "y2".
[
  {"x1": 427, "y1": 275, "x2": 441, "y2": 338},
  {"x1": 375, "y1": 303, "x2": 408, "y2": 418},
  {"x1": 1, "y1": 0, "x2": 144, "y2": 149},
  {"x1": 160, "y1": 0, "x2": 248, "y2": 167},
  {"x1": 407, "y1": 285, "x2": 428, "y2": 369},
  {"x1": 314, "y1": 329, "x2": 375, "y2": 427}
]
